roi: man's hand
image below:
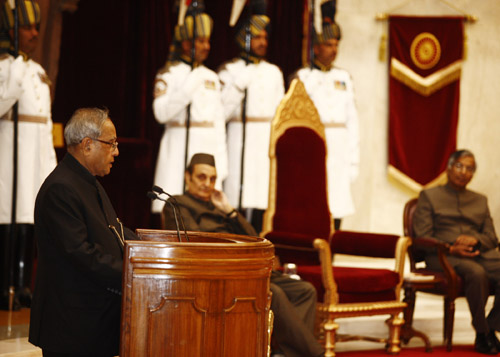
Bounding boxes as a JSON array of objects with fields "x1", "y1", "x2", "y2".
[
  {"x1": 455, "y1": 235, "x2": 478, "y2": 247},
  {"x1": 450, "y1": 235, "x2": 480, "y2": 257},
  {"x1": 211, "y1": 189, "x2": 234, "y2": 214}
]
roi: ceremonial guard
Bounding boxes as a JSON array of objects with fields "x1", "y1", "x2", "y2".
[
  {"x1": 152, "y1": 8, "x2": 227, "y2": 213},
  {"x1": 295, "y1": 19, "x2": 359, "y2": 230},
  {"x1": 218, "y1": 10, "x2": 284, "y2": 230},
  {"x1": 0, "y1": 0, "x2": 56, "y2": 309}
]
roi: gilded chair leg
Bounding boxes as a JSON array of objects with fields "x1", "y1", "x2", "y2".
[
  {"x1": 323, "y1": 320, "x2": 339, "y2": 357},
  {"x1": 386, "y1": 315, "x2": 404, "y2": 355}
]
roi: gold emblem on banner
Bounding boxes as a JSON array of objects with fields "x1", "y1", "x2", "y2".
[{"x1": 410, "y1": 32, "x2": 441, "y2": 70}]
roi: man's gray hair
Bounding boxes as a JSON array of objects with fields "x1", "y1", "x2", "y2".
[
  {"x1": 447, "y1": 149, "x2": 476, "y2": 169},
  {"x1": 64, "y1": 108, "x2": 110, "y2": 146}
]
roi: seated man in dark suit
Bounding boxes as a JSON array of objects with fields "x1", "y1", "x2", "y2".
[
  {"x1": 413, "y1": 149, "x2": 500, "y2": 355},
  {"x1": 162, "y1": 153, "x2": 324, "y2": 357}
]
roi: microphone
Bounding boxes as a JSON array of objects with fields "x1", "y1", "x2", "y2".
[
  {"x1": 152, "y1": 185, "x2": 189, "y2": 242},
  {"x1": 147, "y1": 191, "x2": 182, "y2": 242}
]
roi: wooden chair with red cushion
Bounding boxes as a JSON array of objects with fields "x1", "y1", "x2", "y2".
[
  {"x1": 403, "y1": 197, "x2": 496, "y2": 351},
  {"x1": 261, "y1": 79, "x2": 409, "y2": 357}
]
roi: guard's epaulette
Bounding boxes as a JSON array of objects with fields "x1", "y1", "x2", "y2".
[
  {"x1": 0, "y1": 52, "x2": 10, "y2": 60},
  {"x1": 157, "y1": 60, "x2": 180, "y2": 75}
]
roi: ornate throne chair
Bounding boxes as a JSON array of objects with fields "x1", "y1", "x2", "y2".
[{"x1": 261, "y1": 79, "x2": 409, "y2": 356}]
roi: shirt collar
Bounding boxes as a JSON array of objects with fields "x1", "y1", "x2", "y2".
[
  {"x1": 313, "y1": 59, "x2": 332, "y2": 72},
  {"x1": 179, "y1": 54, "x2": 202, "y2": 68},
  {"x1": 64, "y1": 153, "x2": 97, "y2": 186},
  {"x1": 239, "y1": 52, "x2": 262, "y2": 64}
]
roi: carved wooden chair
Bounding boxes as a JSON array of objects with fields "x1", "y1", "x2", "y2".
[
  {"x1": 261, "y1": 79, "x2": 409, "y2": 356},
  {"x1": 403, "y1": 197, "x2": 495, "y2": 351}
]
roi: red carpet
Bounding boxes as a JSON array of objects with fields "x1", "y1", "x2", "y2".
[{"x1": 337, "y1": 345, "x2": 484, "y2": 356}]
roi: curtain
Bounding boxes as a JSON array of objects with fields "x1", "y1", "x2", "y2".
[
  {"x1": 52, "y1": 0, "x2": 305, "y2": 230},
  {"x1": 388, "y1": 16, "x2": 464, "y2": 191}
]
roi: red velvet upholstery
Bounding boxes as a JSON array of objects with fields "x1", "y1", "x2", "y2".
[
  {"x1": 266, "y1": 231, "x2": 321, "y2": 266},
  {"x1": 299, "y1": 265, "x2": 399, "y2": 303},
  {"x1": 272, "y1": 127, "x2": 331, "y2": 238},
  {"x1": 331, "y1": 230, "x2": 400, "y2": 258}
]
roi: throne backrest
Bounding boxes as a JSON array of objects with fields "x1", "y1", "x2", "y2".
[{"x1": 262, "y1": 79, "x2": 332, "y2": 240}]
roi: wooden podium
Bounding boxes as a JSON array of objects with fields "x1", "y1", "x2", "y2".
[{"x1": 120, "y1": 229, "x2": 274, "y2": 357}]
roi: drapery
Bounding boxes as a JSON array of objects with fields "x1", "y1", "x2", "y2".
[
  {"x1": 388, "y1": 16, "x2": 464, "y2": 191},
  {"x1": 53, "y1": 0, "x2": 305, "y2": 229}
]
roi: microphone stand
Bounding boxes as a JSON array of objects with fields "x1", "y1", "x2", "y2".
[
  {"x1": 8, "y1": 0, "x2": 20, "y2": 313},
  {"x1": 183, "y1": 1, "x2": 200, "y2": 193},
  {"x1": 152, "y1": 186, "x2": 189, "y2": 242},
  {"x1": 147, "y1": 192, "x2": 182, "y2": 242},
  {"x1": 238, "y1": 8, "x2": 252, "y2": 212}
]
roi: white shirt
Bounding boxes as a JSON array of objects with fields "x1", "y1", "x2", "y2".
[
  {"x1": 0, "y1": 54, "x2": 56, "y2": 224},
  {"x1": 219, "y1": 58, "x2": 284, "y2": 209},
  {"x1": 152, "y1": 60, "x2": 228, "y2": 213}
]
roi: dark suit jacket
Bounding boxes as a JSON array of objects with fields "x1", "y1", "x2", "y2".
[
  {"x1": 163, "y1": 192, "x2": 257, "y2": 236},
  {"x1": 413, "y1": 183, "x2": 500, "y2": 269},
  {"x1": 29, "y1": 153, "x2": 135, "y2": 355}
]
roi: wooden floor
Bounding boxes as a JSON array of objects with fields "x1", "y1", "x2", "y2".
[
  {"x1": 0, "y1": 255, "x2": 484, "y2": 356},
  {"x1": 0, "y1": 308, "x2": 41, "y2": 356},
  {"x1": 0, "y1": 293, "x2": 482, "y2": 356}
]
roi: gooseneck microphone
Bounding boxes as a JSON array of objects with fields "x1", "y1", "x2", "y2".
[
  {"x1": 147, "y1": 191, "x2": 182, "y2": 242},
  {"x1": 152, "y1": 185, "x2": 189, "y2": 241}
]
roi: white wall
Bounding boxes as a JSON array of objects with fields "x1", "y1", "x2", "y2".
[{"x1": 334, "y1": 0, "x2": 500, "y2": 235}]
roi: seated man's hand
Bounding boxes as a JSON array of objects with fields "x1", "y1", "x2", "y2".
[
  {"x1": 450, "y1": 240, "x2": 480, "y2": 257},
  {"x1": 455, "y1": 234, "x2": 478, "y2": 247},
  {"x1": 211, "y1": 189, "x2": 234, "y2": 214}
]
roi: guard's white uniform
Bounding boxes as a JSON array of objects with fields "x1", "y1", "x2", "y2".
[
  {"x1": 152, "y1": 61, "x2": 227, "y2": 213},
  {"x1": 0, "y1": 54, "x2": 56, "y2": 224},
  {"x1": 297, "y1": 66, "x2": 359, "y2": 218},
  {"x1": 218, "y1": 58, "x2": 284, "y2": 209}
]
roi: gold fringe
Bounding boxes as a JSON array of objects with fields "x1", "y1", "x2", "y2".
[
  {"x1": 388, "y1": 165, "x2": 447, "y2": 194},
  {"x1": 390, "y1": 58, "x2": 461, "y2": 96},
  {"x1": 379, "y1": 33, "x2": 387, "y2": 62}
]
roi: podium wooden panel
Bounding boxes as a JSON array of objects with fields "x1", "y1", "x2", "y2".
[{"x1": 120, "y1": 229, "x2": 274, "y2": 357}]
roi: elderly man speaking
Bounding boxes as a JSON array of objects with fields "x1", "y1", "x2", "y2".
[{"x1": 29, "y1": 108, "x2": 136, "y2": 357}]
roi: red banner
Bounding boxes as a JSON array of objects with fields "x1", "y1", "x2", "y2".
[{"x1": 388, "y1": 16, "x2": 464, "y2": 189}]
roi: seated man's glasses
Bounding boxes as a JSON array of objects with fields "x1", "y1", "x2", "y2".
[{"x1": 453, "y1": 162, "x2": 475, "y2": 173}]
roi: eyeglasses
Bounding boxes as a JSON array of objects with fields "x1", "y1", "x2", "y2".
[
  {"x1": 91, "y1": 138, "x2": 118, "y2": 150},
  {"x1": 453, "y1": 162, "x2": 475, "y2": 173}
]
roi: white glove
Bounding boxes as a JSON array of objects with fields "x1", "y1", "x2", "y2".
[
  {"x1": 3, "y1": 55, "x2": 27, "y2": 99},
  {"x1": 182, "y1": 69, "x2": 205, "y2": 97},
  {"x1": 233, "y1": 65, "x2": 252, "y2": 91},
  {"x1": 10, "y1": 55, "x2": 27, "y2": 85}
]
